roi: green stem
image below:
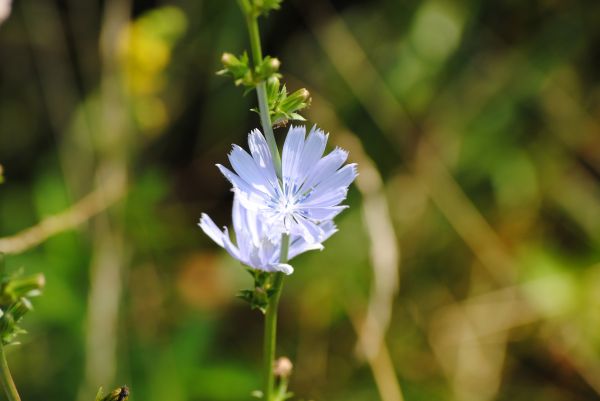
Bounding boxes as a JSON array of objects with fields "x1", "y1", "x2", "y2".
[
  {"x1": 262, "y1": 234, "x2": 289, "y2": 401},
  {"x1": 238, "y1": 4, "x2": 289, "y2": 400},
  {"x1": 242, "y1": 7, "x2": 282, "y2": 176},
  {"x1": 0, "y1": 344, "x2": 21, "y2": 401},
  {"x1": 256, "y1": 82, "x2": 282, "y2": 176}
]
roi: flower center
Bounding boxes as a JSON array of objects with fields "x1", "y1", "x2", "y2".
[{"x1": 278, "y1": 197, "x2": 296, "y2": 216}]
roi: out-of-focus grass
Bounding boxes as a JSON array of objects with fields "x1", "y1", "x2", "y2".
[{"x1": 0, "y1": 0, "x2": 599, "y2": 400}]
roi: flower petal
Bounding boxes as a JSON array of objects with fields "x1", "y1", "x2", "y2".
[
  {"x1": 228, "y1": 144, "x2": 276, "y2": 197},
  {"x1": 272, "y1": 263, "x2": 294, "y2": 275},
  {"x1": 198, "y1": 214, "x2": 225, "y2": 247},
  {"x1": 297, "y1": 126, "x2": 328, "y2": 185},
  {"x1": 305, "y1": 205, "x2": 347, "y2": 220},
  {"x1": 318, "y1": 163, "x2": 358, "y2": 191},
  {"x1": 299, "y1": 147, "x2": 349, "y2": 193},
  {"x1": 282, "y1": 125, "x2": 306, "y2": 187},
  {"x1": 293, "y1": 215, "x2": 324, "y2": 244},
  {"x1": 288, "y1": 221, "x2": 338, "y2": 259},
  {"x1": 221, "y1": 227, "x2": 242, "y2": 260},
  {"x1": 248, "y1": 129, "x2": 278, "y2": 187}
]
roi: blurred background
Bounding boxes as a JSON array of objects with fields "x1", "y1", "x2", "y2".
[{"x1": 1, "y1": 0, "x2": 600, "y2": 400}]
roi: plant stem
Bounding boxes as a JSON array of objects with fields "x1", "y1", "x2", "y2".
[
  {"x1": 238, "y1": 4, "x2": 289, "y2": 400},
  {"x1": 263, "y1": 234, "x2": 289, "y2": 401},
  {"x1": 243, "y1": 8, "x2": 282, "y2": 176},
  {"x1": 0, "y1": 344, "x2": 21, "y2": 401}
]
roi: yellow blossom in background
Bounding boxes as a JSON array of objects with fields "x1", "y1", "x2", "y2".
[{"x1": 118, "y1": 6, "x2": 187, "y2": 135}]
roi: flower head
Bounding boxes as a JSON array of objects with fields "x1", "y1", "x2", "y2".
[
  {"x1": 217, "y1": 125, "x2": 357, "y2": 244},
  {"x1": 199, "y1": 196, "x2": 337, "y2": 275}
]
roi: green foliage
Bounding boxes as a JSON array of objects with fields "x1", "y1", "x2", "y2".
[
  {"x1": 0, "y1": 266, "x2": 44, "y2": 345},
  {"x1": 218, "y1": 52, "x2": 253, "y2": 87},
  {"x1": 220, "y1": 53, "x2": 310, "y2": 125},
  {"x1": 218, "y1": 52, "x2": 282, "y2": 88},
  {"x1": 264, "y1": 77, "x2": 311, "y2": 126},
  {"x1": 236, "y1": 269, "x2": 278, "y2": 313}
]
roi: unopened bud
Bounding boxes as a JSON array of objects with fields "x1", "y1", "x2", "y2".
[
  {"x1": 221, "y1": 52, "x2": 236, "y2": 66},
  {"x1": 273, "y1": 356, "x2": 293, "y2": 379},
  {"x1": 4, "y1": 273, "x2": 45, "y2": 299},
  {"x1": 298, "y1": 88, "x2": 310, "y2": 101},
  {"x1": 268, "y1": 57, "x2": 281, "y2": 71}
]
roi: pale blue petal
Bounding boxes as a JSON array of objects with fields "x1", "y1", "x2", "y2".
[
  {"x1": 288, "y1": 221, "x2": 338, "y2": 259},
  {"x1": 248, "y1": 130, "x2": 278, "y2": 187},
  {"x1": 299, "y1": 147, "x2": 348, "y2": 193},
  {"x1": 216, "y1": 164, "x2": 254, "y2": 194},
  {"x1": 272, "y1": 263, "x2": 294, "y2": 275},
  {"x1": 221, "y1": 227, "x2": 242, "y2": 260},
  {"x1": 311, "y1": 163, "x2": 357, "y2": 196},
  {"x1": 297, "y1": 127, "x2": 328, "y2": 185},
  {"x1": 228, "y1": 145, "x2": 276, "y2": 197},
  {"x1": 198, "y1": 214, "x2": 225, "y2": 247},
  {"x1": 288, "y1": 240, "x2": 323, "y2": 260},
  {"x1": 293, "y1": 215, "x2": 324, "y2": 244},
  {"x1": 303, "y1": 189, "x2": 348, "y2": 208},
  {"x1": 305, "y1": 205, "x2": 348, "y2": 220},
  {"x1": 282, "y1": 125, "x2": 306, "y2": 186}
]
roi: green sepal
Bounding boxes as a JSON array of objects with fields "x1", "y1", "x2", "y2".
[
  {"x1": 1, "y1": 271, "x2": 45, "y2": 304},
  {"x1": 261, "y1": 77, "x2": 311, "y2": 127},
  {"x1": 0, "y1": 268, "x2": 45, "y2": 345},
  {"x1": 217, "y1": 52, "x2": 254, "y2": 87},
  {"x1": 237, "y1": 268, "x2": 283, "y2": 314},
  {"x1": 252, "y1": 0, "x2": 283, "y2": 16},
  {"x1": 255, "y1": 56, "x2": 281, "y2": 82}
]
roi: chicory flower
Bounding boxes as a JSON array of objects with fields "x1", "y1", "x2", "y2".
[
  {"x1": 217, "y1": 125, "x2": 357, "y2": 244},
  {"x1": 199, "y1": 196, "x2": 337, "y2": 275}
]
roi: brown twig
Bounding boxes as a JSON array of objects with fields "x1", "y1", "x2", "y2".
[{"x1": 0, "y1": 181, "x2": 125, "y2": 255}]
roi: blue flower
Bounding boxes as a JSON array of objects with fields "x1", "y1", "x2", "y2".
[
  {"x1": 199, "y1": 196, "x2": 338, "y2": 275},
  {"x1": 217, "y1": 125, "x2": 357, "y2": 244}
]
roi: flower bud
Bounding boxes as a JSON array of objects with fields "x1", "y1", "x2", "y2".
[
  {"x1": 268, "y1": 57, "x2": 280, "y2": 71},
  {"x1": 221, "y1": 52, "x2": 236, "y2": 67},
  {"x1": 298, "y1": 88, "x2": 310, "y2": 101},
  {"x1": 273, "y1": 356, "x2": 293, "y2": 379},
  {"x1": 4, "y1": 273, "x2": 45, "y2": 300}
]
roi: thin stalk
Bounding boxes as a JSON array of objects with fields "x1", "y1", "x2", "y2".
[
  {"x1": 243, "y1": 9, "x2": 282, "y2": 176},
  {"x1": 0, "y1": 344, "x2": 21, "y2": 401},
  {"x1": 237, "y1": 4, "x2": 289, "y2": 401},
  {"x1": 263, "y1": 234, "x2": 289, "y2": 401}
]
